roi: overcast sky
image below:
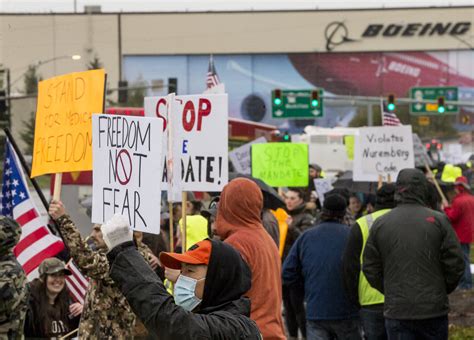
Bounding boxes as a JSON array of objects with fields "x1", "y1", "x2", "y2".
[{"x1": 1, "y1": 0, "x2": 472, "y2": 13}]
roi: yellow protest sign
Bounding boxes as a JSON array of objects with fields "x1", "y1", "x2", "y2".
[
  {"x1": 31, "y1": 69, "x2": 106, "y2": 177},
  {"x1": 251, "y1": 143, "x2": 308, "y2": 187},
  {"x1": 344, "y1": 135, "x2": 355, "y2": 160}
]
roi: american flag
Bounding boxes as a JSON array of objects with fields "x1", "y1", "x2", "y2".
[
  {"x1": 1, "y1": 138, "x2": 65, "y2": 280},
  {"x1": 381, "y1": 100, "x2": 402, "y2": 126},
  {"x1": 206, "y1": 55, "x2": 220, "y2": 89},
  {"x1": 65, "y1": 260, "x2": 89, "y2": 304},
  {"x1": 1, "y1": 138, "x2": 89, "y2": 303}
]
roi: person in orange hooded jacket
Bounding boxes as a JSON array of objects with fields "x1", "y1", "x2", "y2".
[{"x1": 215, "y1": 178, "x2": 286, "y2": 340}]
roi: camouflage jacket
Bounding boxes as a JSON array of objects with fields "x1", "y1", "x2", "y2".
[
  {"x1": 0, "y1": 252, "x2": 28, "y2": 340},
  {"x1": 57, "y1": 215, "x2": 153, "y2": 340}
]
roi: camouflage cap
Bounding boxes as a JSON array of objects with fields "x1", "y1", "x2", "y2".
[
  {"x1": 39, "y1": 257, "x2": 72, "y2": 276},
  {"x1": 0, "y1": 216, "x2": 22, "y2": 253}
]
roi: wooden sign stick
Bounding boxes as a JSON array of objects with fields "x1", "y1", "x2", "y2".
[
  {"x1": 168, "y1": 202, "x2": 174, "y2": 253},
  {"x1": 181, "y1": 192, "x2": 187, "y2": 253},
  {"x1": 53, "y1": 173, "x2": 63, "y2": 201}
]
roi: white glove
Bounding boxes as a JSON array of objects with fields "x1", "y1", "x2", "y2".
[{"x1": 101, "y1": 214, "x2": 133, "y2": 250}]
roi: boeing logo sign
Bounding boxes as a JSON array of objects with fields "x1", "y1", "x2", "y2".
[
  {"x1": 324, "y1": 22, "x2": 357, "y2": 51},
  {"x1": 325, "y1": 21, "x2": 472, "y2": 51}
]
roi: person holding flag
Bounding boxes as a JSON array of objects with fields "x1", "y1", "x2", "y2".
[{"x1": 48, "y1": 200, "x2": 156, "y2": 339}]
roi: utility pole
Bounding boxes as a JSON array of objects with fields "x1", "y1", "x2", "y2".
[{"x1": 367, "y1": 103, "x2": 373, "y2": 126}]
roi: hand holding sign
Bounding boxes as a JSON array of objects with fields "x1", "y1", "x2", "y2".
[{"x1": 101, "y1": 214, "x2": 133, "y2": 250}]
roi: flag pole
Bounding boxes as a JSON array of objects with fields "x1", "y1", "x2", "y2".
[
  {"x1": 379, "y1": 98, "x2": 385, "y2": 125},
  {"x1": 3, "y1": 128, "x2": 51, "y2": 214},
  {"x1": 3, "y1": 128, "x2": 67, "y2": 243}
]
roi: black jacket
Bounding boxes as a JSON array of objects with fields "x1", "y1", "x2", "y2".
[
  {"x1": 283, "y1": 204, "x2": 315, "y2": 260},
  {"x1": 108, "y1": 239, "x2": 261, "y2": 340},
  {"x1": 362, "y1": 169, "x2": 464, "y2": 320},
  {"x1": 24, "y1": 279, "x2": 80, "y2": 339}
]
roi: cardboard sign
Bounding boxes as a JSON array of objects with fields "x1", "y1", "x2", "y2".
[
  {"x1": 144, "y1": 95, "x2": 169, "y2": 186},
  {"x1": 91, "y1": 114, "x2": 164, "y2": 234},
  {"x1": 412, "y1": 133, "x2": 433, "y2": 167},
  {"x1": 314, "y1": 178, "x2": 333, "y2": 206},
  {"x1": 171, "y1": 94, "x2": 229, "y2": 191},
  {"x1": 229, "y1": 137, "x2": 267, "y2": 174},
  {"x1": 32, "y1": 69, "x2": 106, "y2": 177},
  {"x1": 251, "y1": 143, "x2": 309, "y2": 187},
  {"x1": 353, "y1": 126, "x2": 415, "y2": 182}
]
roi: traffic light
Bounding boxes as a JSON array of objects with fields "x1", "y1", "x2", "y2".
[
  {"x1": 273, "y1": 89, "x2": 282, "y2": 106},
  {"x1": 437, "y1": 97, "x2": 445, "y2": 113},
  {"x1": 282, "y1": 131, "x2": 290, "y2": 142},
  {"x1": 118, "y1": 80, "x2": 128, "y2": 104},
  {"x1": 168, "y1": 77, "x2": 177, "y2": 94},
  {"x1": 387, "y1": 94, "x2": 396, "y2": 111},
  {"x1": 311, "y1": 90, "x2": 320, "y2": 108},
  {"x1": 0, "y1": 90, "x2": 6, "y2": 117}
]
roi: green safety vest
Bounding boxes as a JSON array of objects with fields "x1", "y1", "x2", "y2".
[{"x1": 357, "y1": 209, "x2": 390, "y2": 306}]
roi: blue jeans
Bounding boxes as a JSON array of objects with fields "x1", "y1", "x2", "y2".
[
  {"x1": 385, "y1": 315, "x2": 448, "y2": 340},
  {"x1": 360, "y1": 306, "x2": 387, "y2": 340},
  {"x1": 459, "y1": 243, "x2": 472, "y2": 290},
  {"x1": 306, "y1": 319, "x2": 361, "y2": 340}
]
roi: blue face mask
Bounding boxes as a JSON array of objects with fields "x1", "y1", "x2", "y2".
[{"x1": 174, "y1": 274, "x2": 205, "y2": 312}]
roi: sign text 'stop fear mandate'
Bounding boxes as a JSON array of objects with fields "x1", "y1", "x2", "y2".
[{"x1": 31, "y1": 69, "x2": 106, "y2": 177}]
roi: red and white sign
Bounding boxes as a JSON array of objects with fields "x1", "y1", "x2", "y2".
[{"x1": 145, "y1": 94, "x2": 229, "y2": 192}]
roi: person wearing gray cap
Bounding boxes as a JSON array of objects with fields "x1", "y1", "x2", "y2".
[{"x1": 24, "y1": 258, "x2": 82, "y2": 339}]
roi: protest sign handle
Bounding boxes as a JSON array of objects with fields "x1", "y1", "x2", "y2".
[
  {"x1": 423, "y1": 161, "x2": 448, "y2": 205},
  {"x1": 53, "y1": 173, "x2": 63, "y2": 201},
  {"x1": 387, "y1": 174, "x2": 392, "y2": 184},
  {"x1": 181, "y1": 192, "x2": 187, "y2": 253},
  {"x1": 168, "y1": 202, "x2": 174, "y2": 253},
  {"x1": 59, "y1": 328, "x2": 78, "y2": 340},
  {"x1": 378, "y1": 175, "x2": 383, "y2": 189}
]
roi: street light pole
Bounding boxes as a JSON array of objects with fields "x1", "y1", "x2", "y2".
[{"x1": 10, "y1": 55, "x2": 82, "y2": 90}]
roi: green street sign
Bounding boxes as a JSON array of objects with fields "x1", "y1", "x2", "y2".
[
  {"x1": 272, "y1": 89, "x2": 324, "y2": 119},
  {"x1": 409, "y1": 86, "x2": 458, "y2": 115}
]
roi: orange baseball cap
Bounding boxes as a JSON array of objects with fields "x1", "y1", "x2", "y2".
[{"x1": 159, "y1": 239, "x2": 212, "y2": 270}]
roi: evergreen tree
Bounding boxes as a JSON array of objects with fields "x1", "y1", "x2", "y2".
[
  {"x1": 20, "y1": 112, "x2": 35, "y2": 155},
  {"x1": 88, "y1": 55, "x2": 103, "y2": 70},
  {"x1": 24, "y1": 65, "x2": 41, "y2": 94}
]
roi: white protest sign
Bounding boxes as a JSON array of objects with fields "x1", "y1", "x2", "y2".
[
  {"x1": 92, "y1": 114, "x2": 164, "y2": 234},
  {"x1": 229, "y1": 137, "x2": 266, "y2": 174},
  {"x1": 144, "y1": 95, "x2": 170, "y2": 187},
  {"x1": 171, "y1": 94, "x2": 228, "y2": 191},
  {"x1": 314, "y1": 178, "x2": 333, "y2": 206},
  {"x1": 445, "y1": 144, "x2": 463, "y2": 164},
  {"x1": 353, "y1": 126, "x2": 415, "y2": 182},
  {"x1": 412, "y1": 133, "x2": 433, "y2": 167}
]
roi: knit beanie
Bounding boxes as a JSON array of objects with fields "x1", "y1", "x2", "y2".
[{"x1": 322, "y1": 194, "x2": 347, "y2": 218}]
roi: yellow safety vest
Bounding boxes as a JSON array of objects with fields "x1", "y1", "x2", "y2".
[{"x1": 357, "y1": 209, "x2": 390, "y2": 306}]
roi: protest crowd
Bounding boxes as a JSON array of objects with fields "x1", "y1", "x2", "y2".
[{"x1": 0, "y1": 66, "x2": 473, "y2": 340}]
